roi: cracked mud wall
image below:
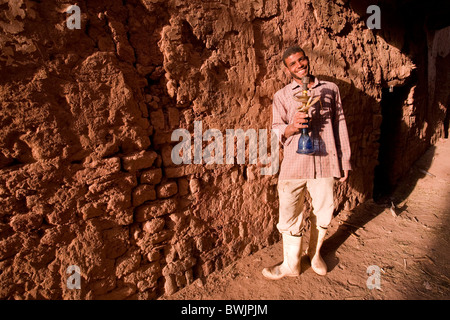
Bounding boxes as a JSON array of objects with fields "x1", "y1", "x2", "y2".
[{"x1": 0, "y1": 0, "x2": 448, "y2": 299}]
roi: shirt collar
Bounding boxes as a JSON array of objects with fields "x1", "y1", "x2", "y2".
[{"x1": 291, "y1": 76, "x2": 321, "y2": 91}]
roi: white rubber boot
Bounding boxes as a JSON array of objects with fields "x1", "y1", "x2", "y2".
[
  {"x1": 262, "y1": 233, "x2": 303, "y2": 280},
  {"x1": 308, "y1": 225, "x2": 327, "y2": 276}
]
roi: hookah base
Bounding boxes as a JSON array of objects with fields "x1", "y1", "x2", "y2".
[{"x1": 296, "y1": 149, "x2": 315, "y2": 155}]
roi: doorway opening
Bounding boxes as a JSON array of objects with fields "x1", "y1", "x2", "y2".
[{"x1": 373, "y1": 85, "x2": 410, "y2": 202}]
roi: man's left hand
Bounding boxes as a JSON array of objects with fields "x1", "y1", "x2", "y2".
[{"x1": 339, "y1": 170, "x2": 349, "y2": 182}]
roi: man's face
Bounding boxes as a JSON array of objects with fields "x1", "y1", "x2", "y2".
[{"x1": 284, "y1": 51, "x2": 310, "y2": 80}]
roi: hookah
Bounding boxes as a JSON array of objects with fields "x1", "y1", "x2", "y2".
[{"x1": 293, "y1": 76, "x2": 320, "y2": 155}]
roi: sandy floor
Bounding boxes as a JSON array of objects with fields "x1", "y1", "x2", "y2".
[{"x1": 163, "y1": 138, "x2": 450, "y2": 300}]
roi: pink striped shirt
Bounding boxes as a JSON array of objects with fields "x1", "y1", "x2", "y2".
[{"x1": 272, "y1": 77, "x2": 352, "y2": 180}]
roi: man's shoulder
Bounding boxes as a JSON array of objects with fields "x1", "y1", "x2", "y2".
[
  {"x1": 316, "y1": 79, "x2": 339, "y2": 92},
  {"x1": 274, "y1": 82, "x2": 294, "y2": 98}
]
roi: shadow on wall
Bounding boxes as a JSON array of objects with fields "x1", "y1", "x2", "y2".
[
  {"x1": 349, "y1": 0, "x2": 450, "y2": 52},
  {"x1": 314, "y1": 75, "x2": 380, "y2": 209}
]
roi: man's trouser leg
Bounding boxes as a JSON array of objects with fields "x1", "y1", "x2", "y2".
[
  {"x1": 306, "y1": 177, "x2": 335, "y2": 275},
  {"x1": 262, "y1": 179, "x2": 307, "y2": 280}
]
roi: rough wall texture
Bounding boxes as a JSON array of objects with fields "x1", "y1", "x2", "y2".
[{"x1": 0, "y1": 0, "x2": 448, "y2": 299}]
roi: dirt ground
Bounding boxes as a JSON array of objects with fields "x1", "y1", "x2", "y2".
[{"x1": 163, "y1": 138, "x2": 450, "y2": 300}]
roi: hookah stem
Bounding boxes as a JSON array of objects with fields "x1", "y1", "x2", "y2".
[
  {"x1": 302, "y1": 76, "x2": 309, "y2": 91},
  {"x1": 302, "y1": 75, "x2": 309, "y2": 130}
]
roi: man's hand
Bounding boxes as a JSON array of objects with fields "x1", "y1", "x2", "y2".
[
  {"x1": 339, "y1": 170, "x2": 349, "y2": 182},
  {"x1": 284, "y1": 112, "x2": 309, "y2": 139},
  {"x1": 293, "y1": 112, "x2": 309, "y2": 129}
]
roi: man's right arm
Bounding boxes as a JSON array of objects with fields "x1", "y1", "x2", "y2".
[{"x1": 272, "y1": 92, "x2": 291, "y2": 145}]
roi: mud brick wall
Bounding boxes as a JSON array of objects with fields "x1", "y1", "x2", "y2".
[{"x1": 0, "y1": 0, "x2": 448, "y2": 299}]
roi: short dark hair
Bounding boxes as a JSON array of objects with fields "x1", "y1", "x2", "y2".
[{"x1": 282, "y1": 45, "x2": 305, "y2": 66}]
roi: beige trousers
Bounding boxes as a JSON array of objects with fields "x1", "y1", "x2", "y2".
[{"x1": 277, "y1": 177, "x2": 335, "y2": 236}]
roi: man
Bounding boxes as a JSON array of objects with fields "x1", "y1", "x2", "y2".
[{"x1": 262, "y1": 45, "x2": 351, "y2": 280}]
